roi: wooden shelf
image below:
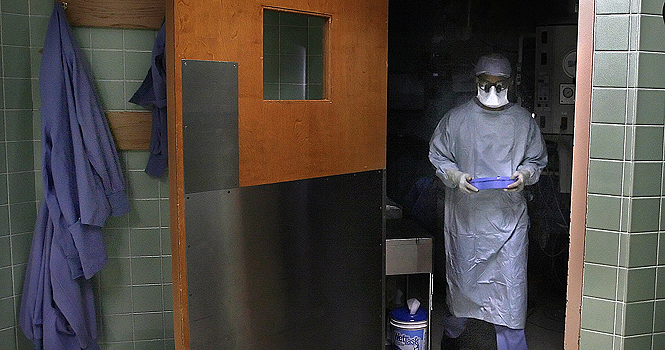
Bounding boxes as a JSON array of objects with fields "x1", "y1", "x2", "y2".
[
  {"x1": 58, "y1": 0, "x2": 164, "y2": 30},
  {"x1": 54, "y1": 1, "x2": 162, "y2": 151},
  {"x1": 106, "y1": 111, "x2": 152, "y2": 150}
]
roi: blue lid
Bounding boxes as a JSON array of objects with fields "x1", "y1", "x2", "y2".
[
  {"x1": 390, "y1": 306, "x2": 428, "y2": 322},
  {"x1": 469, "y1": 176, "x2": 515, "y2": 190}
]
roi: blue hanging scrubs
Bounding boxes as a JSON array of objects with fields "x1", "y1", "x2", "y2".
[
  {"x1": 130, "y1": 21, "x2": 167, "y2": 177},
  {"x1": 20, "y1": 5, "x2": 130, "y2": 350}
]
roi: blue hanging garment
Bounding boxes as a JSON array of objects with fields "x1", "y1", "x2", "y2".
[
  {"x1": 20, "y1": 4, "x2": 130, "y2": 350},
  {"x1": 130, "y1": 21, "x2": 167, "y2": 177}
]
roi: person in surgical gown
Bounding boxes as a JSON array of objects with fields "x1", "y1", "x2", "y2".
[{"x1": 429, "y1": 54, "x2": 548, "y2": 350}]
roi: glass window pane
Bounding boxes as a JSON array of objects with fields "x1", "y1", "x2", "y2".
[{"x1": 263, "y1": 9, "x2": 327, "y2": 100}]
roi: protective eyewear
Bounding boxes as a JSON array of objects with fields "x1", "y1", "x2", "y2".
[{"x1": 476, "y1": 77, "x2": 511, "y2": 93}]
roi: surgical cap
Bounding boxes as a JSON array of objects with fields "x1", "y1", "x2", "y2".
[{"x1": 475, "y1": 54, "x2": 512, "y2": 78}]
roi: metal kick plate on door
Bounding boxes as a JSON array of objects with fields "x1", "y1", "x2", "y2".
[
  {"x1": 185, "y1": 170, "x2": 385, "y2": 349},
  {"x1": 182, "y1": 59, "x2": 239, "y2": 194}
]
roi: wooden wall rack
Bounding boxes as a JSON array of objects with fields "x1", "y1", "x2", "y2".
[
  {"x1": 106, "y1": 111, "x2": 153, "y2": 150},
  {"x1": 58, "y1": 0, "x2": 165, "y2": 150},
  {"x1": 58, "y1": 0, "x2": 164, "y2": 29}
]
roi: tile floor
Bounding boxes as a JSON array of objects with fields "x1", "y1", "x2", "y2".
[
  {"x1": 428, "y1": 296, "x2": 565, "y2": 350},
  {"x1": 386, "y1": 289, "x2": 565, "y2": 350}
]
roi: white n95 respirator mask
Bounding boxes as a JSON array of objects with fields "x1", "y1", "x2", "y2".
[{"x1": 477, "y1": 85, "x2": 509, "y2": 108}]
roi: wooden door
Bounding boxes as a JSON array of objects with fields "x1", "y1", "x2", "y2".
[{"x1": 165, "y1": 0, "x2": 388, "y2": 348}]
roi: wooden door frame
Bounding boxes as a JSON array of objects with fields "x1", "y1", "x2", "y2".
[
  {"x1": 564, "y1": 0, "x2": 594, "y2": 349},
  {"x1": 164, "y1": 1, "x2": 187, "y2": 348},
  {"x1": 164, "y1": 0, "x2": 594, "y2": 348}
]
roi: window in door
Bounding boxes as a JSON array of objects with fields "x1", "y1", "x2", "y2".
[{"x1": 263, "y1": 9, "x2": 328, "y2": 100}]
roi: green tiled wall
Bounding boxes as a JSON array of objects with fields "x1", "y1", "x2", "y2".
[
  {"x1": 1, "y1": 0, "x2": 38, "y2": 348},
  {"x1": 1, "y1": 1, "x2": 174, "y2": 349},
  {"x1": 583, "y1": 0, "x2": 665, "y2": 348},
  {"x1": 72, "y1": 23, "x2": 175, "y2": 350}
]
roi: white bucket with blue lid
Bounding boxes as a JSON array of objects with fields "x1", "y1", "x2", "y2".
[{"x1": 390, "y1": 305, "x2": 428, "y2": 350}]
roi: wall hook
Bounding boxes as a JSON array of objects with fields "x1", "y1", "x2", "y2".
[{"x1": 61, "y1": 1, "x2": 68, "y2": 10}]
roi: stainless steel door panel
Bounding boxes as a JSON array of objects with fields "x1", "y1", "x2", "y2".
[
  {"x1": 182, "y1": 59, "x2": 239, "y2": 194},
  {"x1": 185, "y1": 170, "x2": 385, "y2": 349}
]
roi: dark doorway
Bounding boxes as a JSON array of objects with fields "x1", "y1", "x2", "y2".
[{"x1": 386, "y1": 1, "x2": 578, "y2": 349}]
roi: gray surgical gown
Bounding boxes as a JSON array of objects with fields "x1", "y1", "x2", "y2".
[{"x1": 429, "y1": 98, "x2": 547, "y2": 329}]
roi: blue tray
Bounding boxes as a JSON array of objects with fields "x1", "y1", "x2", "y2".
[{"x1": 469, "y1": 176, "x2": 516, "y2": 190}]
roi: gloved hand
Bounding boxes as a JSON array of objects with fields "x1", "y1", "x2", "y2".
[
  {"x1": 446, "y1": 169, "x2": 478, "y2": 194},
  {"x1": 505, "y1": 169, "x2": 529, "y2": 192}
]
